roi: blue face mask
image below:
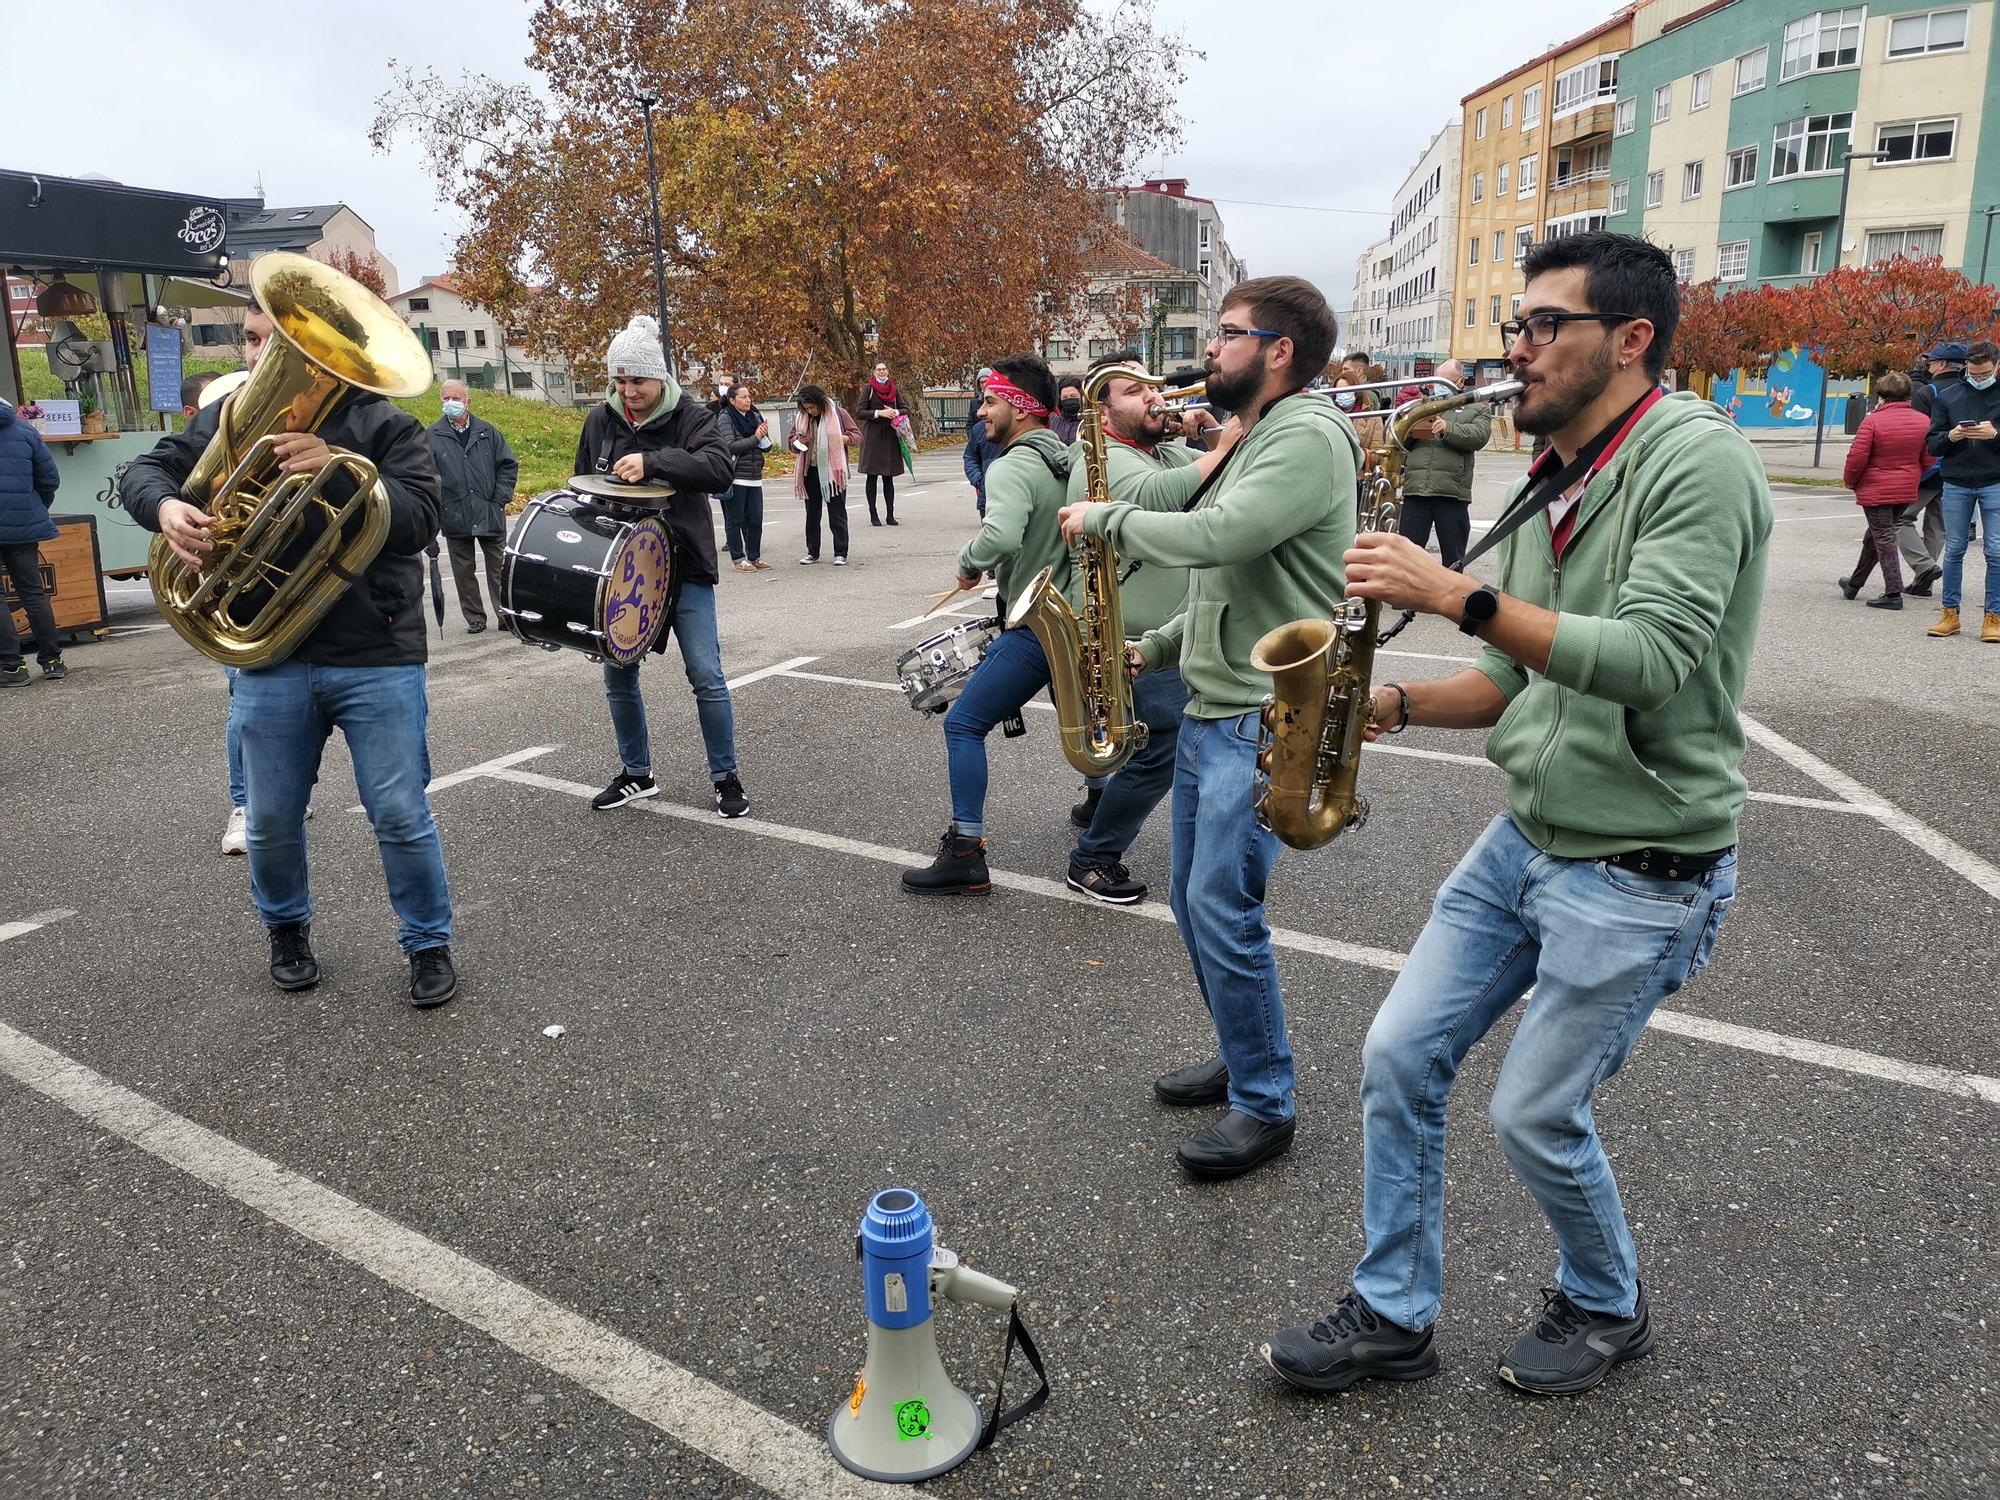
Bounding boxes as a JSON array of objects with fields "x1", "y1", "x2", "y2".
[
  {"x1": 442, "y1": 399, "x2": 467, "y2": 420},
  {"x1": 1966, "y1": 373, "x2": 1996, "y2": 391}
]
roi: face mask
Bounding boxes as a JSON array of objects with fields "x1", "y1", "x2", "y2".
[
  {"x1": 1967, "y1": 373, "x2": 1996, "y2": 391},
  {"x1": 441, "y1": 399, "x2": 466, "y2": 420},
  {"x1": 1333, "y1": 392, "x2": 1356, "y2": 410},
  {"x1": 1059, "y1": 396, "x2": 1082, "y2": 417}
]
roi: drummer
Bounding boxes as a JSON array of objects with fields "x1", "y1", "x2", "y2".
[{"x1": 575, "y1": 314, "x2": 752, "y2": 819}]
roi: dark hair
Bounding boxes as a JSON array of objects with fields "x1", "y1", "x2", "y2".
[
  {"x1": 1520, "y1": 231, "x2": 1681, "y2": 380},
  {"x1": 991, "y1": 352, "x2": 1057, "y2": 415},
  {"x1": 1342, "y1": 350, "x2": 1370, "y2": 367},
  {"x1": 1222, "y1": 275, "x2": 1338, "y2": 390},
  {"x1": 1087, "y1": 348, "x2": 1144, "y2": 378},
  {"x1": 796, "y1": 383, "x2": 829, "y2": 413},
  {"x1": 1968, "y1": 338, "x2": 1999, "y2": 363},
  {"x1": 1058, "y1": 377, "x2": 1085, "y2": 397},
  {"x1": 1875, "y1": 370, "x2": 1912, "y2": 401},
  {"x1": 182, "y1": 372, "x2": 218, "y2": 407}
]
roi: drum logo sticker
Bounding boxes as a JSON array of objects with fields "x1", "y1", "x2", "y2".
[
  {"x1": 894, "y1": 1399, "x2": 931, "y2": 1442},
  {"x1": 556, "y1": 529, "x2": 583, "y2": 544}
]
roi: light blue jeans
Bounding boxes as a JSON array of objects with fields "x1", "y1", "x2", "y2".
[
  {"x1": 229, "y1": 661, "x2": 453, "y2": 953},
  {"x1": 1353, "y1": 813, "x2": 1736, "y2": 1330},
  {"x1": 602, "y1": 581, "x2": 737, "y2": 780},
  {"x1": 224, "y1": 667, "x2": 245, "y2": 811},
  {"x1": 1940, "y1": 480, "x2": 2000, "y2": 613},
  {"x1": 1168, "y1": 712, "x2": 1291, "y2": 1124}
]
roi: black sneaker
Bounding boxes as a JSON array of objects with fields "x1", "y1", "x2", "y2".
[
  {"x1": 591, "y1": 771, "x2": 657, "y2": 810},
  {"x1": 714, "y1": 773, "x2": 750, "y2": 819},
  {"x1": 1261, "y1": 1290, "x2": 1440, "y2": 1393},
  {"x1": 1069, "y1": 785, "x2": 1102, "y2": 829},
  {"x1": 1909, "y1": 565, "x2": 1942, "y2": 596},
  {"x1": 1067, "y1": 860, "x2": 1146, "y2": 905},
  {"x1": 408, "y1": 946, "x2": 458, "y2": 1008},
  {"x1": 466, "y1": 619, "x2": 487, "y2": 635},
  {"x1": 1865, "y1": 592, "x2": 1903, "y2": 610},
  {"x1": 0, "y1": 665, "x2": 28, "y2": 688},
  {"x1": 1496, "y1": 1285, "x2": 1655, "y2": 1396},
  {"x1": 40, "y1": 656, "x2": 66, "y2": 680},
  {"x1": 901, "y1": 826, "x2": 991, "y2": 895},
  {"x1": 269, "y1": 923, "x2": 319, "y2": 991},
  {"x1": 1837, "y1": 576, "x2": 1860, "y2": 600}
]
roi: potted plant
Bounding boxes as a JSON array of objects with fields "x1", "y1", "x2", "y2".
[
  {"x1": 77, "y1": 388, "x2": 104, "y2": 435},
  {"x1": 17, "y1": 402, "x2": 44, "y2": 434}
]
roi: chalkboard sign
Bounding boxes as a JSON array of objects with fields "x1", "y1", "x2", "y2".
[{"x1": 147, "y1": 323, "x2": 185, "y2": 414}]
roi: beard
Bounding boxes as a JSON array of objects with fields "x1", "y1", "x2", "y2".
[
  {"x1": 1512, "y1": 338, "x2": 1615, "y2": 436},
  {"x1": 1205, "y1": 359, "x2": 1263, "y2": 415}
]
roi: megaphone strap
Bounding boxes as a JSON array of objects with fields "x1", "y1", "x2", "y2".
[{"x1": 977, "y1": 1304, "x2": 1050, "y2": 1449}]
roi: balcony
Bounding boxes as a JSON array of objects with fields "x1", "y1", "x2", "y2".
[
  {"x1": 1549, "y1": 168, "x2": 1610, "y2": 192},
  {"x1": 1548, "y1": 100, "x2": 1615, "y2": 148}
]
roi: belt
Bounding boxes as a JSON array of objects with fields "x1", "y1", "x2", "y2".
[{"x1": 1601, "y1": 845, "x2": 1734, "y2": 880}]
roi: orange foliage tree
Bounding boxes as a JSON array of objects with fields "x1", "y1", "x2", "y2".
[
  {"x1": 371, "y1": 0, "x2": 1190, "y2": 409},
  {"x1": 1792, "y1": 253, "x2": 1997, "y2": 381},
  {"x1": 326, "y1": 247, "x2": 389, "y2": 297}
]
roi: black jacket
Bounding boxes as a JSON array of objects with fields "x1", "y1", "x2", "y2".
[
  {"x1": 1925, "y1": 377, "x2": 2000, "y2": 486},
  {"x1": 575, "y1": 394, "x2": 733, "y2": 587},
  {"x1": 427, "y1": 413, "x2": 519, "y2": 539},
  {"x1": 718, "y1": 404, "x2": 771, "y2": 484},
  {"x1": 121, "y1": 392, "x2": 441, "y2": 667}
]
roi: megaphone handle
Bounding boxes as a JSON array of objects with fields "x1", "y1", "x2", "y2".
[{"x1": 976, "y1": 1304, "x2": 1050, "y2": 1450}]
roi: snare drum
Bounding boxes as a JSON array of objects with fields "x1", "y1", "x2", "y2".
[
  {"x1": 896, "y1": 616, "x2": 1002, "y2": 715},
  {"x1": 501, "y1": 491, "x2": 674, "y2": 664}
]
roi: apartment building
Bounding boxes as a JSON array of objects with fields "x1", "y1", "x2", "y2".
[
  {"x1": 386, "y1": 276, "x2": 580, "y2": 406},
  {"x1": 1348, "y1": 237, "x2": 1394, "y2": 361},
  {"x1": 1040, "y1": 237, "x2": 1206, "y2": 377},
  {"x1": 1105, "y1": 179, "x2": 1249, "y2": 338},
  {"x1": 1373, "y1": 123, "x2": 1462, "y2": 377}
]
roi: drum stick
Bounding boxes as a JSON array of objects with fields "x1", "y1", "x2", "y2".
[{"x1": 922, "y1": 583, "x2": 979, "y2": 618}]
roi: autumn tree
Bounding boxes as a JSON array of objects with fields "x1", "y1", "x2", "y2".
[
  {"x1": 371, "y1": 0, "x2": 1190, "y2": 413},
  {"x1": 326, "y1": 247, "x2": 389, "y2": 297},
  {"x1": 1793, "y1": 253, "x2": 1997, "y2": 382}
]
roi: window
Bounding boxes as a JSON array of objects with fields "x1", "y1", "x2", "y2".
[
  {"x1": 1471, "y1": 171, "x2": 1484, "y2": 203},
  {"x1": 1682, "y1": 161, "x2": 1703, "y2": 199},
  {"x1": 1544, "y1": 211, "x2": 1608, "y2": 240},
  {"x1": 423, "y1": 329, "x2": 440, "y2": 352},
  {"x1": 1717, "y1": 240, "x2": 1750, "y2": 280},
  {"x1": 1864, "y1": 226, "x2": 1946, "y2": 262},
  {"x1": 1615, "y1": 98, "x2": 1637, "y2": 136},
  {"x1": 1888, "y1": 8, "x2": 1968, "y2": 56},
  {"x1": 1468, "y1": 235, "x2": 1481, "y2": 266},
  {"x1": 1498, "y1": 162, "x2": 1510, "y2": 196},
  {"x1": 1801, "y1": 231, "x2": 1824, "y2": 275},
  {"x1": 1513, "y1": 225, "x2": 1533, "y2": 265},
  {"x1": 1653, "y1": 84, "x2": 1672, "y2": 123},
  {"x1": 1475, "y1": 106, "x2": 1488, "y2": 139},
  {"x1": 1610, "y1": 178, "x2": 1630, "y2": 215},
  {"x1": 1490, "y1": 295, "x2": 1503, "y2": 324},
  {"x1": 1876, "y1": 117, "x2": 1957, "y2": 163},
  {"x1": 1523, "y1": 83, "x2": 1543, "y2": 128},
  {"x1": 1733, "y1": 46, "x2": 1768, "y2": 94},
  {"x1": 1155, "y1": 282, "x2": 1196, "y2": 311},
  {"x1": 1511, "y1": 292, "x2": 1524, "y2": 319},
  {"x1": 1673, "y1": 247, "x2": 1695, "y2": 282},
  {"x1": 1645, "y1": 170, "x2": 1664, "y2": 208},
  {"x1": 506, "y1": 325, "x2": 527, "y2": 343},
  {"x1": 1782, "y1": 8, "x2": 1865, "y2": 80},
  {"x1": 1087, "y1": 338, "x2": 1121, "y2": 360},
  {"x1": 1466, "y1": 298, "x2": 1477, "y2": 328},
  {"x1": 1554, "y1": 56, "x2": 1620, "y2": 117},
  {"x1": 1199, "y1": 222, "x2": 1210, "y2": 250},
  {"x1": 1555, "y1": 143, "x2": 1610, "y2": 186},
  {"x1": 1501, "y1": 94, "x2": 1513, "y2": 129},
  {"x1": 1725, "y1": 145, "x2": 1758, "y2": 189},
  {"x1": 510, "y1": 370, "x2": 534, "y2": 390},
  {"x1": 1518, "y1": 155, "x2": 1538, "y2": 196},
  {"x1": 1772, "y1": 113, "x2": 1853, "y2": 178},
  {"x1": 473, "y1": 329, "x2": 488, "y2": 348},
  {"x1": 1162, "y1": 328, "x2": 1196, "y2": 360},
  {"x1": 1042, "y1": 338, "x2": 1073, "y2": 361},
  {"x1": 446, "y1": 329, "x2": 467, "y2": 349},
  {"x1": 1492, "y1": 230, "x2": 1505, "y2": 260},
  {"x1": 408, "y1": 296, "x2": 430, "y2": 312},
  {"x1": 1691, "y1": 69, "x2": 1712, "y2": 110}
]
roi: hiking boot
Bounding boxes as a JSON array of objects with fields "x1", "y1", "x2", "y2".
[
  {"x1": 1069, "y1": 785, "x2": 1102, "y2": 829},
  {"x1": 901, "y1": 826, "x2": 991, "y2": 895},
  {"x1": 222, "y1": 807, "x2": 248, "y2": 856},
  {"x1": 591, "y1": 770, "x2": 657, "y2": 810},
  {"x1": 1928, "y1": 608, "x2": 1961, "y2": 638},
  {"x1": 714, "y1": 773, "x2": 750, "y2": 819},
  {"x1": 1837, "y1": 575, "x2": 1860, "y2": 600},
  {"x1": 1864, "y1": 592, "x2": 1902, "y2": 610},
  {"x1": 40, "y1": 656, "x2": 66, "y2": 680},
  {"x1": 1496, "y1": 1285, "x2": 1655, "y2": 1396},
  {"x1": 269, "y1": 923, "x2": 319, "y2": 991},
  {"x1": 1066, "y1": 860, "x2": 1146, "y2": 905},
  {"x1": 1985, "y1": 612, "x2": 2000, "y2": 643},
  {"x1": 1260, "y1": 1290, "x2": 1440, "y2": 1393},
  {"x1": 408, "y1": 946, "x2": 458, "y2": 1008}
]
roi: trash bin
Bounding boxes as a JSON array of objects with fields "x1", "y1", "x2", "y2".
[{"x1": 1843, "y1": 395, "x2": 1865, "y2": 434}]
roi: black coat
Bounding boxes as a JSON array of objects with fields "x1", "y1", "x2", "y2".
[
  {"x1": 719, "y1": 405, "x2": 770, "y2": 484},
  {"x1": 855, "y1": 384, "x2": 906, "y2": 476},
  {"x1": 574, "y1": 393, "x2": 733, "y2": 587},
  {"x1": 427, "y1": 413, "x2": 519, "y2": 538},
  {"x1": 1925, "y1": 376, "x2": 2000, "y2": 486},
  {"x1": 120, "y1": 392, "x2": 441, "y2": 667}
]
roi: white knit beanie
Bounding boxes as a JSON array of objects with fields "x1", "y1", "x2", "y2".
[{"x1": 606, "y1": 314, "x2": 670, "y2": 381}]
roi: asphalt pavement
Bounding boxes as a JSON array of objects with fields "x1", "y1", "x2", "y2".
[{"x1": 1, "y1": 446, "x2": 1994, "y2": 1499}]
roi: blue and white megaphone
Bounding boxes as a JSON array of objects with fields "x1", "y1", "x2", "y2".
[{"x1": 827, "y1": 1188, "x2": 1048, "y2": 1485}]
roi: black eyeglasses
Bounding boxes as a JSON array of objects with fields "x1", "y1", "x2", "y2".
[{"x1": 1500, "y1": 311, "x2": 1638, "y2": 348}]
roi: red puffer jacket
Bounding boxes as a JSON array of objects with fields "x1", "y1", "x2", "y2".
[{"x1": 1843, "y1": 400, "x2": 1930, "y2": 507}]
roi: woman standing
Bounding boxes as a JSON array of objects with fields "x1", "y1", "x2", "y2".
[
  {"x1": 791, "y1": 384, "x2": 860, "y2": 565},
  {"x1": 719, "y1": 383, "x2": 772, "y2": 571},
  {"x1": 856, "y1": 360, "x2": 907, "y2": 526},
  {"x1": 1839, "y1": 369, "x2": 1928, "y2": 609}
]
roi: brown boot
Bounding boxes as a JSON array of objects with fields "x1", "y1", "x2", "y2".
[
  {"x1": 1928, "y1": 608, "x2": 1961, "y2": 638},
  {"x1": 1984, "y1": 612, "x2": 2000, "y2": 644}
]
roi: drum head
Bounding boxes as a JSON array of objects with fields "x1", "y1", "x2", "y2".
[
  {"x1": 602, "y1": 518, "x2": 673, "y2": 664},
  {"x1": 571, "y1": 473, "x2": 679, "y2": 506}
]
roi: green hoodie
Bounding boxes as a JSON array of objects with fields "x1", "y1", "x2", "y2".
[
  {"x1": 1084, "y1": 392, "x2": 1361, "y2": 719},
  {"x1": 958, "y1": 427, "x2": 1073, "y2": 611},
  {"x1": 1060, "y1": 438, "x2": 1202, "y2": 635},
  {"x1": 1473, "y1": 390, "x2": 1772, "y2": 856}
]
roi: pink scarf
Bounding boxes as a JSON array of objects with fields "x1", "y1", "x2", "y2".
[{"x1": 791, "y1": 402, "x2": 852, "y2": 500}]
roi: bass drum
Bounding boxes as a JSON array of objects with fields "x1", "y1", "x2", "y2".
[{"x1": 501, "y1": 491, "x2": 673, "y2": 665}]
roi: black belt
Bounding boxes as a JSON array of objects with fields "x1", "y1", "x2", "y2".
[{"x1": 1601, "y1": 845, "x2": 1734, "y2": 880}]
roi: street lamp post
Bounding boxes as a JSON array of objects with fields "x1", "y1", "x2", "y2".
[
  {"x1": 1979, "y1": 205, "x2": 2000, "y2": 287},
  {"x1": 631, "y1": 88, "x2": 675, "y2": 377},
  {"x1": 1815, "y1": 147, "x2": 1890, "y2": 467}
]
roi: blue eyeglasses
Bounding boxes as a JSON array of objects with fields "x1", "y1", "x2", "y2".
[{"x1": 1215, "y1": 325, "x2": 1284, "y2": 345}]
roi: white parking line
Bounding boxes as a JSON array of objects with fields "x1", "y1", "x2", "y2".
[
  {"x1": 887, "y1": 604, "x2": 988, "y2": 631},
  {"x1": 0, "y1": 909, "x2": 75, "y2": 945},
  {"x1": 468, "y1": 757, "x2": 2000, "y2": 1108},
  {"x1": 728, "y1": 654, "x2": 820, "y2": 689},
  {"x1": 0, "y1": 1019, "x2": 889, "y2": 1500}
]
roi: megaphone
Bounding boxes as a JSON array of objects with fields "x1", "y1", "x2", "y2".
[{"x1": 827, "y1": 1188, "x2": 1047, "y2": 1485}]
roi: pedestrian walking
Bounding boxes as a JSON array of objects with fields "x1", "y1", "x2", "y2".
[
  {"x1": 1902, "y1": 341, "x2": 1965, "y2": 593},
  {"x1": 425, "y1": 379, "x2": 519, "y2": 634},
  {"x1": 1050, "y1": 378, "x2": 1085, "y2": 444},
  {"x1": 1838, "y1": 370, "x2": 1926, "y2": 609},
  {"x1": 719, "y1": 382, "x2": 773, "y2": 571},
  {"x1": 1395, "y1": 358, "x2": 1489, "y2": 569},
  {"x1": 963, "y1": 413, "x2": 1002, "y2": 519},
  {"x1": 0, "y1": 395, "x2": 64, "y2": 687},
  {"x1": 791, "y1": 384, "x2": 860, "y2": 565},
  {"x1": 1923, "y1": 338, "x2": 2000, "y2": 642},
  {"x1": 856, "y1": 360, "x2": 908, "y2": 526}
]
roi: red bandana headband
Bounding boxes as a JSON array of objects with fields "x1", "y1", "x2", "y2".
[{"x1": 984, "y1": 372, "x2": 1049, "y2": 418}]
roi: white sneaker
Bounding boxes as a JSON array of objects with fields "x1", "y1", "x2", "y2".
[
  {"x1": 799, "y1": 555, "x2": 819, "y2": 565},
  {"x1": 833, "y1": 555, "x2": 848, "y2": 566},
  {"x1": 222, "y1": 807, "x2": 248, "y2": 856}
]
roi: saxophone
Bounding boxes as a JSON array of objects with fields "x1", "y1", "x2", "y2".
[
  {"x1": 1006, "y1": 362, "x2": 1197, "y2": 777},
  {"x1": 1249, "y1": 379, "x2": 1525, "y2": 850}
]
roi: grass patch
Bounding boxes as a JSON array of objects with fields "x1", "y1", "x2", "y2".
[{"x1": 1767, "y1": 474, "x2": 1849, "y2": 488}]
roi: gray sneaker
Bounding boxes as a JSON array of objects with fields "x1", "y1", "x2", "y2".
[
  {"x1": 1261, "y1": 1290, "x2": 1439, "y2": 1393},
  {"x1": 1495, "y1": 1284, "x2": 1655, "y2": 1396},
  {"x1": 0, "y1": 665, "x2": 29, "y2": 688}
]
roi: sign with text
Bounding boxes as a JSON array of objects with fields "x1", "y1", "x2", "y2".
[
  {"x1": 147, "y1": 324, "x2": 185, "y2": 414},
  {"x1": 38, "y1": 400, "x2": 81, "y2": 436}
]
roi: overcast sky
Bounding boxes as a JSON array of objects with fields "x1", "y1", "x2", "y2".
[{"x1": 14, "y1": 0, "x2": 1619, "y2": 316}]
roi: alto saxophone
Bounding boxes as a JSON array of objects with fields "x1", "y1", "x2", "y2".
[{"x1": 1250, "y1": 379, "x2": 1525, "y2": 850}]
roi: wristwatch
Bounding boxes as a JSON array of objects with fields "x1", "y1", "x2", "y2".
[{"x1": 1458, "y1": 584, "x2": 1500, "y2": 636}]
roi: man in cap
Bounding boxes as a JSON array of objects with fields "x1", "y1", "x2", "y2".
[{"x1": 1899, "y1": 340, "x2": 1966, "y2": 593}]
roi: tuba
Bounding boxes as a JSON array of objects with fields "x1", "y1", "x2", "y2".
[
  {"x1": 1005, "y1": 363, "x2": 1198, "y2": 777},
  {"x1": 1249, "y1": 378, "x2": 1525, "y2": 850},
  {"x1": 148, "y1": 252, "x2": 434, "y2": 668}
]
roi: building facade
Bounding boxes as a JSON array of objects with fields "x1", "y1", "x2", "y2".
[
  {"x1": 188, "y1": 202, "x2": 401, "y2": 357},
  {"x1": 1605, "y1": 0, "x2": 2000, "y2": 288},
  {"x1": 386, "y1": 277, "x2": 579, "y2": 405},
  {"x1": 1105, "y1": 179, "x2": 1248, "y2": 339},
  {"x1": 1373, "y1": 123, "x2": 1462, "y2": 377},
  {"x1": 1455, "y1": 6, "x2": 1646, "y2": 380},
  {"x1": 1347, "y1": 237, "x2": 1394, "y2": 362}
]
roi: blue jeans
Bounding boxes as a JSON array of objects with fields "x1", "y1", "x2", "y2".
[
  {"x1": 224, "y1": 667, "x2": 246, "y2": 811},
  {"x1": 602, "y1": 581, "x2": 737, "y2": 780},
  {"x1": 1940, "y1": 479, "x2": 2000, "y2": 612},
  {"x1": 941, "y1": 627, "x2": 1050, "y2": 838},
  {"x1": 1168, "y1": 712, "x2": 1290, "y2": 1123},
  {"x1": 229, "y1": 661, "x2": 453, "y2": 953},
  {"x1": 1353, "y1": 813, "x2": 1737, "y2": 1330},
  {"x1": 720, "y1": 484, "x2": 764, "y2": 563},
  {"x1": 1073, "y1": 666, "x2": 1187, "y2": 868}
]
